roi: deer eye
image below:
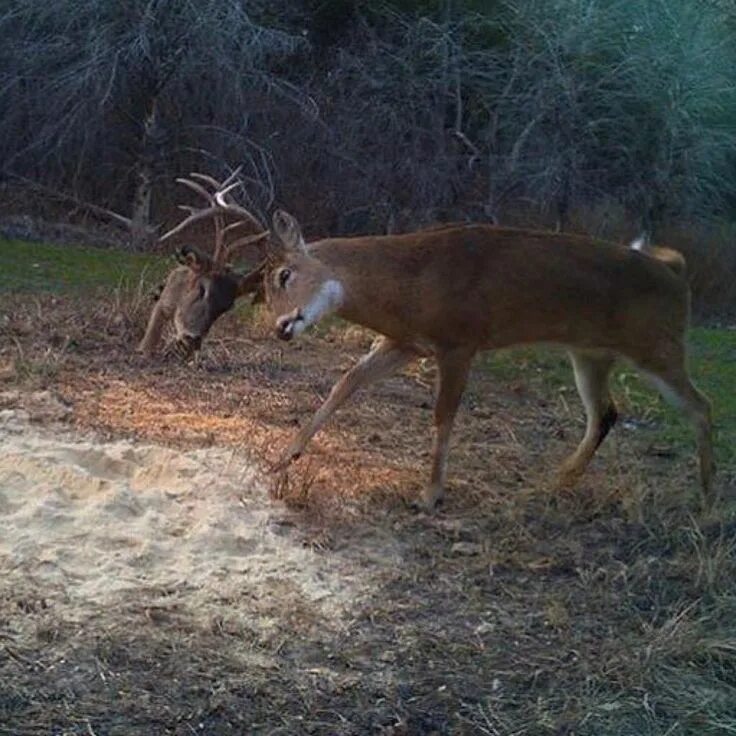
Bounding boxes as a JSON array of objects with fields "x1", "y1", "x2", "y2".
[{"x1": 278, "y1": 268, "x2": 292, "y2": 289}]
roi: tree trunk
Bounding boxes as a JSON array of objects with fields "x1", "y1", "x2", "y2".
[{"x1": 130, "y1": 97, "x2": 160, "y2": 249}]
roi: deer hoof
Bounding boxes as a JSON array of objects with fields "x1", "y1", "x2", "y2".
[
  {"x1": 271, "y1": 450, "x2": 301, "y2": 474},
  {"x1": 409, "y1": 494, "x2": 445, "y2": 514}
]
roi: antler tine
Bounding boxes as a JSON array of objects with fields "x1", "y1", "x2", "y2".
[
  {"x1": 159, "y1": 206, "x2": 220, "y2": 242},
  {"x1": 214, "y1": 188, "x2": 266, "y2": 231},
  {"x1": 215, "y1": 180, "x2": 242, "y2": 202},
  {"x1": 189, "y1": 172, "x2": 223, "y2": 190},
  {"x1": 176, "y1": 177, "x2": 216, "y2": 205},
  {"x1": 161, "y1": 166, "x2": 268, "y2": 247},
  {"x1": 190, "y1": 167, "x2": 264, "y2": 231},
  {"x1": 222, "y1": 220, "x2": 251, "y2": 236},
  {"x1": 213, "y1": 179, "x2": 268, "y2": 259},
  {"x1": 220, "y1": 164, "x2": 244, "y2": 189},
  {"x1": 188, "y1": 165, "x2": 243, "y2": 193},
  {"x1": 161, "y1": 176, "x2": 225, "y2": 244},
  {"x1": 213, "y1": 211, "x2": 227, "y2": 266}
]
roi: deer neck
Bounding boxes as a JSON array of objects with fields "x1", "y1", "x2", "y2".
[{"x1": 316, "y1": 254, "x2": 416, "y2": 341}]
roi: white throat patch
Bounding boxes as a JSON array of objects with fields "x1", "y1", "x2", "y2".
[{"x1": 291, "y1": 279, "x2": 345, "y2": 337}]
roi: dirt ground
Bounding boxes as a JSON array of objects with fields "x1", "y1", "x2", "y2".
[{"x1": 1, "y1": 292, "x2": 735, "y2": 735}]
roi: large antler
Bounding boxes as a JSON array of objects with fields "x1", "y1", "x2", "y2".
[{"x1": 159, "y1": 167, "x2": 269, "y2": 266}]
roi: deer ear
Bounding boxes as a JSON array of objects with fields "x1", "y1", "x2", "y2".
[
  {"x1": 272, "y1": 209, "x2": 306, "y2": 253},
  {"x1": 177, "y1": 245, "x2": 212, "y2": 273}
]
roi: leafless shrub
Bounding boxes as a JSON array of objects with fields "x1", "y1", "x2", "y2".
[
  {"x1": 0, "y1": 0, "x2": 305, "y2": 246},
  {"x1": 1, "y1": 0, "x2": 734, "y2": 304}
]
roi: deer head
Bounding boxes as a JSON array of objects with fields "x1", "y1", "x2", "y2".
[
  {"x1": 262, "y1": 210, "x2": 344, "y2": 342},
  {"x1": 137, "y1": 170, "x2": 270, "y2": 359},
  {"x1": 166, "y1": 247, "x2": 267, "y2": 359}
]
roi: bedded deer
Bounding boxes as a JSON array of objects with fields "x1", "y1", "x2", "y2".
[
  {"x1": 155, "y1": 176, "x2": 715, "y2": 510},
  {"x1": 137, "y1": 170, "x2": 268, "y2": 359}
]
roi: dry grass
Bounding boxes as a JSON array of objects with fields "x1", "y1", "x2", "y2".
[{"x1": 1, "y1": 289, "x2": 735, "y2": 735}]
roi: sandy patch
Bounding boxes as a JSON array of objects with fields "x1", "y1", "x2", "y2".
[{"x1": 0, "y1": 409, "x2": 395, "y2": 637}]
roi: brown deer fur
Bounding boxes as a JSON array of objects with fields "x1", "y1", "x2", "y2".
[
  {"x1": 138, "y1": 248, "x2": 263, "y2": 359},
  {"x1": 264, "y1": 218, "x2": 713, "y2": 509}
]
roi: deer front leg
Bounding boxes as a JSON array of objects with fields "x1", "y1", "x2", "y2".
[
  {"x1": 421, "y1": 347, "x2": 474, "y2": 510},
  {"x1": 274, "y1": 337, "x2": 418, "y2": 471},
  {"x1": 137, "y1": 300, "x2": 169, "y2": 356}
]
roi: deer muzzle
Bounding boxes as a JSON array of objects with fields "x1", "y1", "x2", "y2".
[
  {"x1": 164, "y1": 334, "x2": 202, "y2": 360},
  {"x1": 276, "y1": 309, "x2": 304, "y2": 342}
]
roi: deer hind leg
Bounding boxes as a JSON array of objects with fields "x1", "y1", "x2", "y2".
[
  {"x1": 635, "y1": 357, "x2": 715, "y2": 507},
  {"x1": 274, "y1": 337, "x2": 419, "y2": 471},
  {"x1": 558, "y1": 350, "x2": 617, "y2": 484},
  {"x1": 421, "y1": 347, "x2": 475, "y2": 510},
  {"x1": 137, "y1": 300, "x2": 169, "y2": 356}
]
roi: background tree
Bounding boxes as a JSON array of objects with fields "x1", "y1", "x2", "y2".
[
  {"x1": 0, "y1": 0, "x2": 304, "y2": 246},
  {"x1": 1, "y1": 0, "x2": 734, "y2": 256}
]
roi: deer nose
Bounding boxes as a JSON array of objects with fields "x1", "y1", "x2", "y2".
[
  {"x1": 276, "y1": 309, "x2": 303, "y2": 341},
  {"x1": 276, "y1": 316, "x2": 295, "y2": 341}
]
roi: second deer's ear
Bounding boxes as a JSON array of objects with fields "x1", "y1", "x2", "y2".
[
  {"x1": 176, "y1": 245, "x2": 212, "y2": 273},
  {"x1": 272, "y1": 210, "x2": 306, "y2": 254}
]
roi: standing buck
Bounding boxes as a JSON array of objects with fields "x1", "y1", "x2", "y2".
[
  {"x1": 137, "y1": 169, "x2": 268, "y2": 359},
  {"x1": 150, "y1": 178, "x2": 714, "y2": 510}
]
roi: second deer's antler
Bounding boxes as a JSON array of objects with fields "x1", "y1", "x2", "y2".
[{"x1": 159, "y1": 167, "x2": 269, "y2": 266}]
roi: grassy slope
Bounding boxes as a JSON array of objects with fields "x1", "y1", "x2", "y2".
[{"x1": 0, "y1": 238, "x2": 167, "y2": 294}]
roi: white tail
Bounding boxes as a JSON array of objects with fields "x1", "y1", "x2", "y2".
[{"x1": 630, "y1": 234, "x2": 647, "y2": 251}]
